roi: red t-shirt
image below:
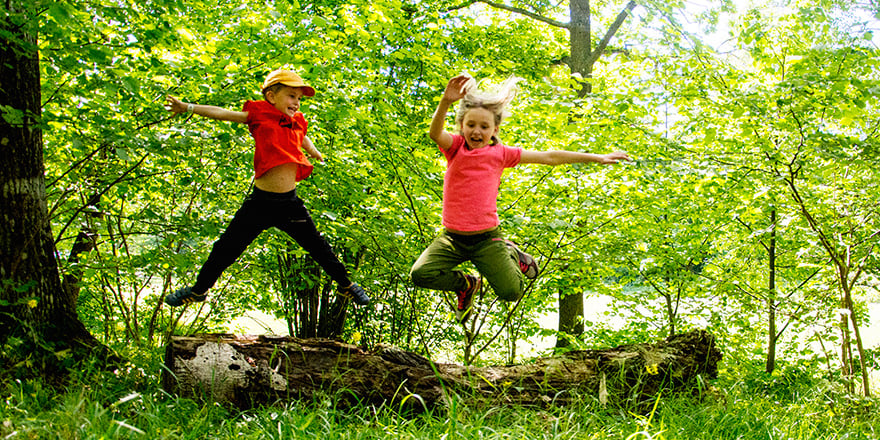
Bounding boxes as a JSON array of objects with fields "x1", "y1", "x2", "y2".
[
  {"x1": 243, "y1": 100, "x2": 313, "y2": 181},
  {"x1": 441, "y1": 134, "x2": 522, "y2": 232}
]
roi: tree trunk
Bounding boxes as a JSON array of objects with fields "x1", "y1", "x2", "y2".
[
  {"x1": 842, "y1": 286, "x2": 871, "y2": 396},
  {"x1": 765, "y1": 208, "x2": 778, "y2": 373},
  {"x1": 163, "y1": 329, "x2": 721, "y2": 411},
  {"x1": 663, "y1": 285, "x2": 678, "y2": 337},
  {"x1": 556, "y1": 288, "x2": 584, "y2": 348},
  {"x1": 840, "y1": 311, "x2": 853, "y2": 393},
  {"x1": 0, "y1": 1, "x2": 106, "y2": 368},
  {"x1": 60, "y1": 193, "x2": 102, "y2": 303},
  {"x1": 569, "y1": 0, "x2": 593, "y2": 97}
]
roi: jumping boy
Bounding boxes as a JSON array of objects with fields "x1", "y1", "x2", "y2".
[{"x1": 164, "y1": 69, "x2": 370, "y2": 307}]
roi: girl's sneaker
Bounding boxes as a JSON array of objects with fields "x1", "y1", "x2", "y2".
[
  {"x1": 339, "y1": 283, "x2": 371, "y2": 305},
  {"x1": 456, "y1": 275, "x2": 481, "y2": 322},
  {"x1": 505, "y1": 240, "x2": 539, "y2": 279},
  {"x1": 164, "y1": 286, "x2": 207, "y2": 307}
]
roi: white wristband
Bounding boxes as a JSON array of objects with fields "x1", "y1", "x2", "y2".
[{"x1": 186, "y1": 103, "x2": 194, "y2": 113}]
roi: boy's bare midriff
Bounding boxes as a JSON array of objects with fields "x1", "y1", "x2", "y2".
[{"x1": 254, "y1": 162, "x2": 299, "y2": 193}]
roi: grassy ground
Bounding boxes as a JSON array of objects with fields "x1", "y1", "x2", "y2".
[{"x1": 1, "y1": 348, "x2": 877, "y2": 440}]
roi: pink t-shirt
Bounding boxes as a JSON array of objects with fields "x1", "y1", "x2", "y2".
[
  {"x1": 441, "y1": 134, "x2": 522, "y2": 232},
  {"x1": 243, "y1": 100, "x2": 314, "y2": 181}
]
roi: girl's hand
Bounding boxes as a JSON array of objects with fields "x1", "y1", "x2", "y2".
[
  {"x1": 164, "y1": 95, "x2": 188, "y2": 114},
  {"x1": 442, "y1": 74, "x2": 471, "y2": 103},
  {"x1": 598, "y1": 151, "x2": 632, "y2": 164}
]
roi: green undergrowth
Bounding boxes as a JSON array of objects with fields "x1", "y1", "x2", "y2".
[{"x1": 1, "y1": 347, "x2": 877, "y2": 440}]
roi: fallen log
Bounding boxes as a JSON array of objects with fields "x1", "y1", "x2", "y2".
[{"x1": 162, "y1": 329, "x2": 721, "y2": 410}]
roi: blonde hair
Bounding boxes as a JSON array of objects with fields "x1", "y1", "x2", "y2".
[{"x1": 455, "y1": 76, "x2": 521, "y2": 132}]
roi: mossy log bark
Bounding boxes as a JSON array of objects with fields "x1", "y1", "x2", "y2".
[{"x1": 162, "y1": 329, "x2": 721, "y2": 410}]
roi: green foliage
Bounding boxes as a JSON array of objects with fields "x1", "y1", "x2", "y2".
[{"x1": 29, "y1": 0, "x2": 880, "y2": 389}]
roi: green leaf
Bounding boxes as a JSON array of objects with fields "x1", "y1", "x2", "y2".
[
  {"x1": 0, "y1": 105, "x2": 25, "y2": 125},
  {"x1": 703, "y1": 127, "x2": 716, "y2": 144},
  {"x1": 115, "y1": 148, "x2": 130, "y2": 161},
  {"x1": 121, "y1": 77, "x2": 140, "y2": 94},
  {"x1": 47, "y1": 3, "x2": 72, "y2": 23}
]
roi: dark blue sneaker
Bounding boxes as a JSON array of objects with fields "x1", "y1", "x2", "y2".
[
  {"x1": 165, "y1": 286, "x2": 207, "y2": 307},
  {"x1": 339, "y1": 283, "x2": 370, "y2": 305}
]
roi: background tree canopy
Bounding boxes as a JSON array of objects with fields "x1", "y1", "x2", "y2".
[{"x1": 14, "y1": 0, "x2": 880, "y2": 393}]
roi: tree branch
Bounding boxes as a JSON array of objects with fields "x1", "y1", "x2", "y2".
[
  {"x1": 448, "y1": 0, "x2": 570, "y2": 29},
  {"x1": 445, "y1": 0, "x2": 479, "y2": 12},
  {"x1": 587, "y1": 0, "x2": 637, "y2": 66}
]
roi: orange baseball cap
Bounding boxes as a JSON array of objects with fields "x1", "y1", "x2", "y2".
[{"x1": 261, "y1": 69, "x2": 315, "y2": 97}]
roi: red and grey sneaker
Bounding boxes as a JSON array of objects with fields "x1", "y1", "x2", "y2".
[
  {"x1": 455, "y1": 274, "x2": 481, "y2": 322},
  {"x1": 505, "y1": 240, "x2": 539, "y2": 279}
]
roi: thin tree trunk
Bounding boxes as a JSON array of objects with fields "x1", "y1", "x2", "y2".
[
  {"x1": 277, "y1": 248, "x2": 352, "y2": 339},
  {"x1": 60, "y1": 194, "x2": 101, "y2": 306},
  {"x1": 664, "y1": 286, "x2": 677, "y2": 337},
  {"x1": 766, "y1": 208, "x2": 777, "y2": 373},
  {"x1": 784, "y1": 169, "x2": 872, "y2": 396},
  {"x1": 840, "y1": 310, "x2": 853, "y2": 393},
  {"x1": 843, "y1": 287, "x2": 871, "y2": 396}
]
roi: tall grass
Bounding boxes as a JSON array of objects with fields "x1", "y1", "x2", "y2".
[{"x1": 1, "y1": 347, "x2": 877, "y2": 439}]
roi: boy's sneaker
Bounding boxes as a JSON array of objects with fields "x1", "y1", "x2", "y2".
[
  {"x1": 505, "y1": 240, "x2": 539, "y2": 279},
  {"x1": 339, "y1": 283, "x2": 371, "y2": 305},
  {"x1": 455, "y1": 275, "x2": 481, "y2": 322},
  {"x1": 164, "y1": 286, "x2": 207, "y2": 307}
]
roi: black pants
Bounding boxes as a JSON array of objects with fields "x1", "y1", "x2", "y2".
[{"x1": 191, "y1": 187, "x2": 351, "y2": 294}]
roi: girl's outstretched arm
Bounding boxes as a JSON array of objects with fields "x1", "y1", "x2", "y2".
[
  {"x1": 165, "y1": 95, "x2": 248, "y2": 123},
  {"x1": 520, "y1": 149, "x2": 631, "y2": 166},
  {"x1": 429, "y1": 75, "x2": 471, "y2": 150}
]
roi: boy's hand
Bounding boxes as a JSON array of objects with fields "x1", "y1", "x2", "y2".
[
  {"x1": 164, "y1": 95, "x2": 188, "y2": 114},
  {"x1": 441, "y1": 74, "x2": 471, "y2": 104},
  {"x1": 598, "y1": 151, "x2": 632, "y2": 165},
  {"x1": 302, "y1": 136, "x2": 323, "y2": 162}
]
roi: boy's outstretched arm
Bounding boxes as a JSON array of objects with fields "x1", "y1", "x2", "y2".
[
  {"x1": 520, "y1": 149, "x2": 631, "y2": 166},
  {"x1": 302, "y1": 136, "x2": 323, "y2": 162},
  {"x1": 429, "y1": 75, "x2": 471, "y2": 151},
  {"x1": 165, "y1": 95, "x2": 247, "y2": 123}
]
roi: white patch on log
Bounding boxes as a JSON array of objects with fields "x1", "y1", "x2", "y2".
[{"x1": 177, "y1": 341, "x2": 288, "y2": 401}]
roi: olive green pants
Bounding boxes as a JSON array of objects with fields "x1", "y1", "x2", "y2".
[{"x1": 410, "y1": 229, "x2": 524, "y2": 301}]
